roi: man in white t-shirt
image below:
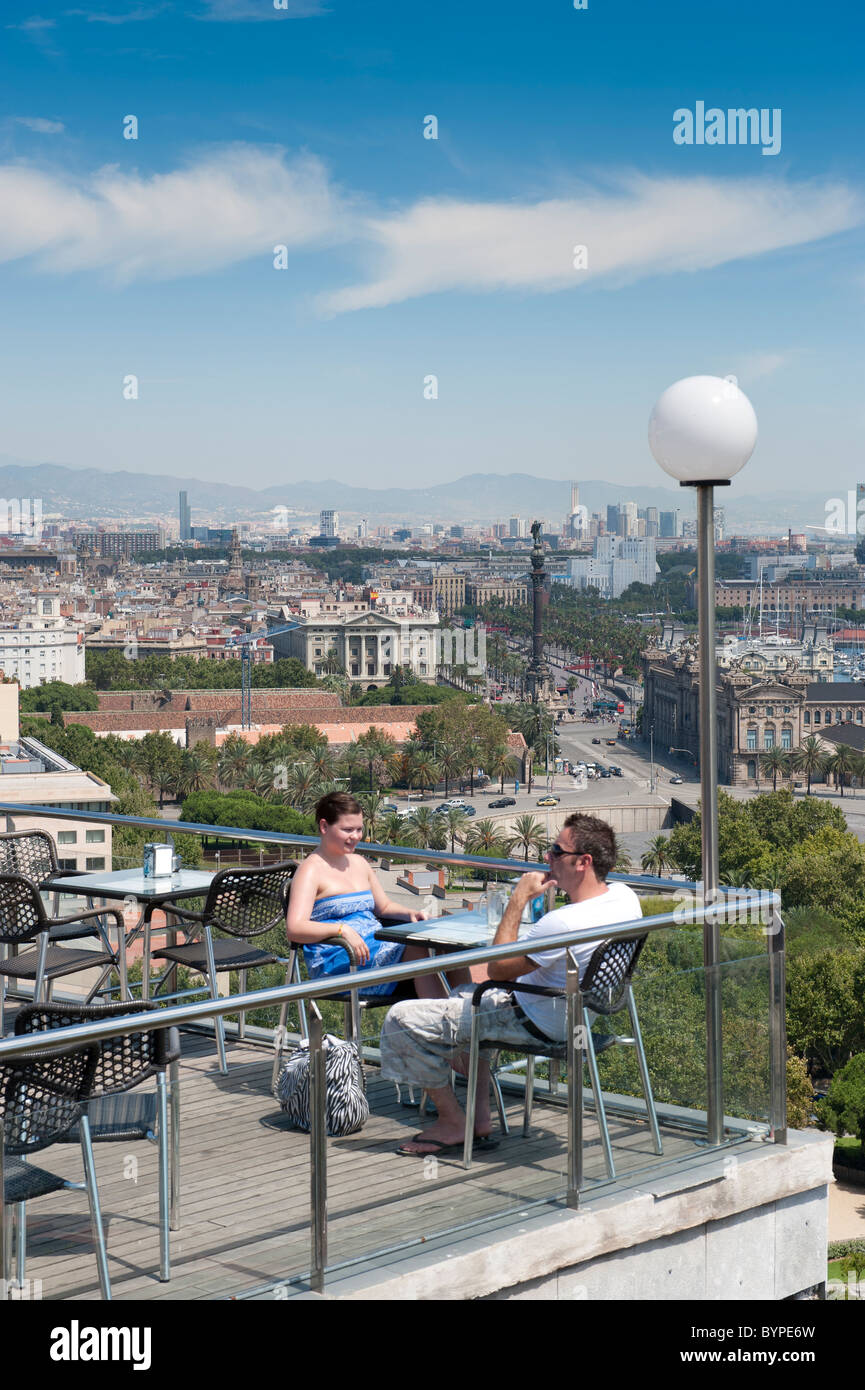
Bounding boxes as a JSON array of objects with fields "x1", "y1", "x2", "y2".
[{"x1": 381, "y1": 813, "x2": 643, "y2": 1157}]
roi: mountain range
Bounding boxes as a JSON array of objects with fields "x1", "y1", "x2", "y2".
[{"x1": 0, "y1": 456, "x2": 841, "y2": 534}]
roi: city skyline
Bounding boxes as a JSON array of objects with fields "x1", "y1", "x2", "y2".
[{"x1": 0, "y1": 0, "x2": 861, "y2": 501}]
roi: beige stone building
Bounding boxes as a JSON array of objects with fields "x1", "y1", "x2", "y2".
[
  {"x1": 281, "y1": 611, "x2": 440, "y2": 687},
  {"x1": 642, "y1": 633, "x2": 865, "y2": 786}
]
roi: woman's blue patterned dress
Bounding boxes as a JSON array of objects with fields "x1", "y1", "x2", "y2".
[{"x1": 303, "y1": 891, "x2": 406, "y2": 998}]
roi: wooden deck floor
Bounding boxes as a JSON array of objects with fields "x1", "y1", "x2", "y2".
[{"x1": 16, "y1": 1031, "x2": 703, "y2": 1301}]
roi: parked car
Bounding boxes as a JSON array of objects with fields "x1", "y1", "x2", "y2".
[
  {"x1": 536, "y1": 795, "x2": 560, "y2": 807},
  {"x1": 670, "y1": 775, "x2": 684, "y2": 785},
  {"x1": 599, "y1": 767, "x2": 611, "y2": 778},
  {"x1": 488, "y1": 797, "x2": 516, "y2": 808},
  {"x1": 609, "y1": 766, "x2": 623, "y2": 777}
]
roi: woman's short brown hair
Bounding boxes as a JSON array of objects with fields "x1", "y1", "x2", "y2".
[{"x1": 315, "y1": 791, "x2": 363, "y2": 826}]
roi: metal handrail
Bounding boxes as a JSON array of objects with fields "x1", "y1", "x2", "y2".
[
  {"x1": 0, "y1": 800, "x2": 786, "y2": 1296},
  {"x1": 0, "y1": 890, "x2": 779, "y2": 1058},
  {"x1": 0, "y1": 801, "x2": 689, "y2": 889}
]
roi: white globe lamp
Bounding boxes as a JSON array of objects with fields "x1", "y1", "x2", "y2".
[
  {"x1": 648, "y1": 375, "x2": 757, "y2": 485},
  {"x1": 647, "y1": 375, "x2": 758, "y2": 1150}
]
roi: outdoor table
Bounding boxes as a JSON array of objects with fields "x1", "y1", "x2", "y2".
[
  {"x1": 375, "y1": 908, "x2": 534, "y2": 956},
  {"x1": 49, "y1": 868, "x2": 215, "y2": 1003}
]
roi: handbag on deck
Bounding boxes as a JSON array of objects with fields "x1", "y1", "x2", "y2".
[{"x1": 277, "y1": 1034, "x2": 369, "y2": 1137}]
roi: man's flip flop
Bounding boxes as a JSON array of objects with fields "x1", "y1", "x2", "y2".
[{"x1": 396, "y1": 1134, "x2": 500, "y2": 1157}]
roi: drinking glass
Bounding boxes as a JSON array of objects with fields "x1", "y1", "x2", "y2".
[{"x1": 487, "y1": 889, "x2": 507, "y2": 927}]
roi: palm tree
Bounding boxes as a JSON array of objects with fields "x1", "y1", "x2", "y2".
[
  {"x1": 825, "y1": 741, "x2": 856, "y2": 797},
  {"x1": 464, "y1": 818, "x2": 511, "y2": 890},
  {"x1": 487, "y1": 742, "x2": 518, "y2": 793},
  {"x1": 508, "y1": 813, "x2": 548, "y2": 862},
  {"x1": 461, "y1": 738, "x2": 481, "y2": 797},
  {"x1": 464, "y1": 819, "x2": 511, "y2": 857},
  {"x1": 355, "y1": 729, "x2": 397, "y2": 794},
  {"x1": 284, "y1": 760, "x2": 321, "y2": 813},
  {"x1": 357, "y1": 791, "x2": 386, "y2": 843},
  {"x1": 322, "y1": 647, "x2": 345, "y2": 675},
  {"x1": 614, "y1": 845, "x2": 633, "y2": 873},
  {"x1": 409, "y1": 750, "x2": 440, "y2": 799},
  {"x1": 442, "y1": 806, "x2": 469, "y2": 854},
  {"x1": 152, "y1": 763, "x2": 178, "y2": 808},
  {"x1": 176, "y1": 743, "x2": 218, "y2": 797},
  {"x1": 851, "y1": 748, "x2": 865, "y2": 798},
  {"x1": 641, "y1": 834, "x2": 675, "y2": 877},
  {"x1": 308, "y1": 745, "x2": 337, "y2": 785},
  {"x1": 408, "y1": 806, "x2": 438, "y2": 850},
  {"x1": 218, "y1": 733, "x2": 251, "y2": 790},
  {"x1": 434, "y1": 741, "x2": 462, "y2": 796},
  {"x1": 759, "y1": 745, "x2": 789, "y2": 792},
  {"x1": 791, "y1": 735, "x2": 827, "y2": 795}
]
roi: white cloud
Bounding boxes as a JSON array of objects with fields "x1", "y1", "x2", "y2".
[
  {"x1": 0, "y1": 145, "x2": 350, "y2": 280},
  {"x1": 733, "y1": 351, "x2": 794, "y2": 383},
  {"x1": 65, "y1": 5, "x2": 169, "y2": 22},
  {"x1": 198, "y1": 0, "x2": 328, "y2": 19},
  {"x1": 14, "y1": 116, "x2": 65, "y2": 134},
  {"x1": 5, "y1": 15, "x2": 56, "y2": 29},
  {"x1": 320, "y1": 174, "x2": 862, "y2": 313},
  {"x1": 0, "y1": 151, "x2": 859, "y2": 315}
]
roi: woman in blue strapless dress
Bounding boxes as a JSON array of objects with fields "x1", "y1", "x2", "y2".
[
  {"x1": 304, "y1": 890, "x2": 408, "y2": 998},
  {"x1": 287, "y1": 791, "x2": 458, "y2": 1001}
]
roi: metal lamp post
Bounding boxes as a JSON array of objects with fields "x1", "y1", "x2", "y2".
[{"x1": 649, "y1": 375, "x2": 758, "y2": 1146}]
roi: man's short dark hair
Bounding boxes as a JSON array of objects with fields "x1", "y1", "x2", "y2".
[
  {"x1": 315, "y1": 791, "x2": 363, "y2": 826},
  {"x1": 561, "y1": 813, "x2": 617, "y2": 879}
]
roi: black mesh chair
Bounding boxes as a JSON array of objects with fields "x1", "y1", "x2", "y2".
[
  {"x1": 462, "y1": 935, "x2": 663, "y2": 1175},
  {"x1": 0, "y1": 830, "x2": 127, "y2": 996},
  {"x1": 0, "y1": 875, "x2": 122, "y2": 1033},
  {"x1": 0, "y1": 1040, "x2": 110, "y2": 1300},
  {"x1": 147, "y1": 862, "x2": 297, "y2": 1075},
  {"x1": 15, "y1": 1000, "x2": 181, "y2": 1283}
]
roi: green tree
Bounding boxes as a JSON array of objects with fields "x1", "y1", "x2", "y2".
[
  {"x1": 790, "y1": 735, "x2": 826, "y2": 795},
  {"x1": 825, "y1": 742, "x2": 857, "y2": 797},
  {"x1": 759, "y1": 745, "x2": 788, "y2": 792},
  {"x1": 442, "y1": 806, "x2": 469, "y2": 854},
  {"x1": 786, "y1": 948, "x2": 865, "y2": 1074},
  {"x1": 508, "y1": 813, "x2": 548, "y2": 862},
  {"x1": 641, "y1": 834, "x2": 675, "y2": 877},
  {"x1": 821, "y1": 1053, "x2": 865, "y2": 1154}
]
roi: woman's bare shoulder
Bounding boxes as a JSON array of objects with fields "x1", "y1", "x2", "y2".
[{"x1": 293, "y1": 853, "x2": 322, "y2": 886}]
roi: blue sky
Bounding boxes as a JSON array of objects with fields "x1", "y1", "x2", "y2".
[{"x1": 0, "y1": 0, "x2": 862, "y2": 507}]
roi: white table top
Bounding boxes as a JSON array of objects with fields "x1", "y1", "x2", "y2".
[{"x1": 50, "y1": 868, "x2": 215, "y2": 901}]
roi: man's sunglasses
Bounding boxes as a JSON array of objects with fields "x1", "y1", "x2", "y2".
[{"x1": 547, "y1": 844, "x2": 589, "y2": 860}]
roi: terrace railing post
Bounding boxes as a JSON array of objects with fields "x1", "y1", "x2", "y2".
[
  {"x1": 308, "y1": 1004, "x2": 327, "y2": 1293},
  {"x1": 768, "y1": 899, "x2": 787, "y2": 1145},
  {"x1": 170, "y1": 1057, "x2": 181, "y2": 1230},
  {"x1": 566, "y1": 947, "x2": 583, "y2": 1208}
]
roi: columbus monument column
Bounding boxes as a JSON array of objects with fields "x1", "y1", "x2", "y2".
[{"x1": 527, "y1": 520, "x2": 550, "y2": 704}]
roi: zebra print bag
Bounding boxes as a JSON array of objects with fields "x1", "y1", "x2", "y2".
[{"x1": 277, "y1": 1034, "x2": 369, "y2": 1137}]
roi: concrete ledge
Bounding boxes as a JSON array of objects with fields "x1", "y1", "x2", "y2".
[{"x1": 326, "y1": 1130, "x2": 833, "y2": 1301}]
